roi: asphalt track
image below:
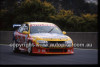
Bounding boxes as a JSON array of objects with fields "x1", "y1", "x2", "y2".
[{"x1": 0, "y1": 45, "x2": 98, "y2": 65}]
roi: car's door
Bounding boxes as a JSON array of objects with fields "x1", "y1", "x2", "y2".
[
  {"x1": 14, "y1": 24, "x2": 29, "y2": 47},
  {"x1": 15, "y1": 26, "x2": 24, "y2": 43},
  {"x1": 22, "y1": 24, "x2": 29, "y2": 44}
]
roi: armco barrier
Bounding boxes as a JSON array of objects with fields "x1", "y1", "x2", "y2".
[
  {"x1": 0, "y1": 31, "x2": 98, "y2": 49},
  {"x1": 66, "y1": 32, "x2": 98, "y2": 49}
]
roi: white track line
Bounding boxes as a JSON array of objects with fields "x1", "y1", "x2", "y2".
[
  {"x1": 0, "y1": 44, "x2": 9, "y2": 45},
  {"x1": 74, "y1": 48, "x2": 98, "y2": 50}
]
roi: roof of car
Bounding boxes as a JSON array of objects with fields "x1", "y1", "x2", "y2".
[{"x1": 25, "y1": 22, "x2": 55, "y2": 25}]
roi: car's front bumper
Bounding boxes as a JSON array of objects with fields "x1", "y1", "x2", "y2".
[{"x1": 31, "y1": 47, "x2": 74, "y2": 54}]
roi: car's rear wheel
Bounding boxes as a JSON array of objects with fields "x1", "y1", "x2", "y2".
[
  {"x1": 27, "y1": 41, "x2": 33, "y2": 55},
  {"x1": 13, "y1": 40, "x2": 20, "y2": 53}
]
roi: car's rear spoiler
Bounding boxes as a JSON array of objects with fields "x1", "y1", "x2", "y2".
[{"x1": 13, "y1": 24, "x2": 21, "y2": 28}]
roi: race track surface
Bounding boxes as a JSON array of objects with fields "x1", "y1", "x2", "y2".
[{"x1": 0, "y1": 45, "x2": 98, "y2": 65}]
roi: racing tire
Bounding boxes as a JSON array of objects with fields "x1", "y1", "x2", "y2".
[
  {"x1": 13, "y1": 40, "x2": 20, "y2": 53},
  {"x1": 27, "y1": 41, "x2": 33, "y2": 55}
]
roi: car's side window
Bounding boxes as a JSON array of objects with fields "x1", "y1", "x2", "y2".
[
  {"x1": 18, "y1": 26, "x2": 24, "y2": 33},
  {"x1": 17, "y1": 27, "x2": 21, "y2": 32},
  {"x1": 20, "y1": 27, "x2": 24, "y2": 33},
  {"x1": 26, "y1": 24, "x2": 29, "y2": 31},
  {"x1": 17, "y1": 24, "x2": 29, "y2": 33},
  {"x1": 23, "y1": 24, "x2": 29, "y2": 32}
]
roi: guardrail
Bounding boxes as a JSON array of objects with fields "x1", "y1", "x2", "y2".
[{"x1": 0, "y1": 31, "x2": 98, "y2": 49}]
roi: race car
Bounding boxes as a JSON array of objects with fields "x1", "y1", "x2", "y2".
[{"x1": 12, "y1": 22, "x2": 74, "y2": 54}]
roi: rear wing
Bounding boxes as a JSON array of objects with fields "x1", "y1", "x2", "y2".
[
  {"x1": 13, "y1": 24, "x2": 21, "y2": 28},
  {"x1": 13, "y1": 24, "x2": 21, "y2": 30}
]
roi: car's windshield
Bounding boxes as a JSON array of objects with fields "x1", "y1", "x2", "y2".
[{"x1": 30, "y1": 26, "x2": 62, "y2": 34}]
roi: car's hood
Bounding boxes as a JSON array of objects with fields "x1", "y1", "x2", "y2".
[{"x1": 29, "y1": 33, "x2": 70, "y2": 41}]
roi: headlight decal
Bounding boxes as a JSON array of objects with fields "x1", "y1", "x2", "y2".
[
  {"x1": 37, "y1": 40, "x2": 48, "y2": 47},
  {"x1": 65, "y1": 40, "x2": 73, "y2": 47}
]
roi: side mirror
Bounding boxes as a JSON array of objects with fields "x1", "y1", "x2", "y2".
[
  {"x1": 22, "y1": 31, "x2": 29, "y2": 34},
  {"x1": 62, "y1": 31, "x2": 66, "y2": 35}
]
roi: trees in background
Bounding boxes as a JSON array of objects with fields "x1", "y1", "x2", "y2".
[
  {"x1": 44, "y1": 0, "x2": 97, "y2": 15},
  {"x1": 0, "y1": 0, "x2": 97, "y2": 32},
  {"x1": 49, "y1": 9, "x2": 97, "y2": 32}
]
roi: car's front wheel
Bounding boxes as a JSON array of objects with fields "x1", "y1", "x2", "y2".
[
  {"x1": 12, "y1": 40, "x2": 20, "y2": 53},
  {"x1": 27, "y1": 41, "x2": 33, "y2": 55}
]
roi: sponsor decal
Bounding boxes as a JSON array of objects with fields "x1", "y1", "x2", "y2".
[{"x1": 30, "y1": 24, "x2": 56, "y2": 26}]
